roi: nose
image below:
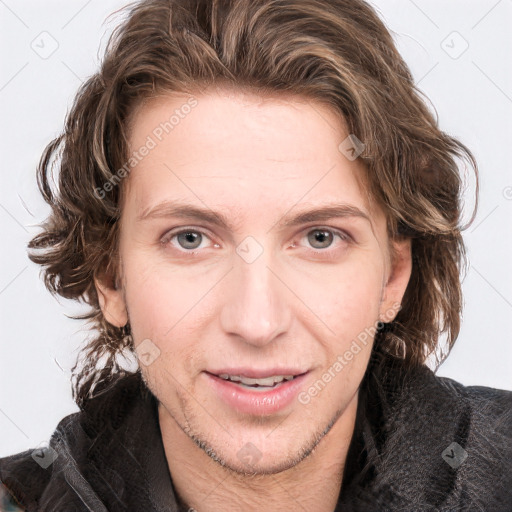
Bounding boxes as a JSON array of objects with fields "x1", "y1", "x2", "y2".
[{"x1": 219, "y1": 243, "x2": 291, "y2": 348}]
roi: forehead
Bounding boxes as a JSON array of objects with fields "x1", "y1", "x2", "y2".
[{"x1": 121, "y1": 87, "x2": 380, "y2": 228}]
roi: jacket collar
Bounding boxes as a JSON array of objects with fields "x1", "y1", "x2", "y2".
[
  {"x1": 337, "y1": 347, "x2": 473, "y2": 509},
  {"x1": 68, "y1": 371, "x2": 181, "y2": 511}
]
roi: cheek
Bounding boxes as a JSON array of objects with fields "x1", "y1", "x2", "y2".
[
  {"x1": 121, "y1": 254, "x2": 183, "y2": 342},
  {"x1": 303, "y1": 256, "x2": 384, "y2": 335},
  {"x1": 122, "y1": 257, "x2": 207, "y2": 370}
]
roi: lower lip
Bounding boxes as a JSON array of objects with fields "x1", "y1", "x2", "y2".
[{"x1": 203, "y1": 372, "x2": 309, "y2": 415}]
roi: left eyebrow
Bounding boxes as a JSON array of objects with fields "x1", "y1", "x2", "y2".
[
  {"x1": 136, "y1": 200, "x2": 371, "y2": 232},
  {"x1": 276, "y1": 204, "x2": 371, "y2": 230}
]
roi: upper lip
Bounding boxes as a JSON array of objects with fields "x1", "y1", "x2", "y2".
[{"x1": 205, "y1": 368, "x2": 308, "y2": 379}]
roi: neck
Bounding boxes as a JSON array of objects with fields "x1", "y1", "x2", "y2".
[{"x1": 158, "y1": 394, "x2": 359, "y2": 512}]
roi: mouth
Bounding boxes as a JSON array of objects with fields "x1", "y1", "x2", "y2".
[
  {"x1": 211, "y1": 372, "x2": 304, "y2": 390},
  {"x1": 203, "y1": 369, "x2": 310, "y2": 415}
]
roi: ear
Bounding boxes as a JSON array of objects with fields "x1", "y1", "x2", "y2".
[
  {"x1": 94, "y1": 271, "x2": 128, "y2": 328},
  {"x1": 379, "y1": 237, "x2": 412, "y2": 322}
]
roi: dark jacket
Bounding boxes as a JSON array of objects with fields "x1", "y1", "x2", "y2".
[{"x1": 1, "y1": 347, "x2": 511, "y2": 511}]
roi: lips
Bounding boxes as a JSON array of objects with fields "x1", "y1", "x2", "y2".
[{"x1": 203, "y1": 369, "x2": 310, "y2": 415}]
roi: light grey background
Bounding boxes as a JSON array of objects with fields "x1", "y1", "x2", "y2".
[{"x1": 1, "y1": 0, "x2": 511, "y2": 457}]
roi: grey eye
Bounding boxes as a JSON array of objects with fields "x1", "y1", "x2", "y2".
[
  {"x1": 307, "y1": 229, "x2": 334, "y2": 249},
  {"x1": 176, "y1": 231, "x2": 203, "y2": 250}
]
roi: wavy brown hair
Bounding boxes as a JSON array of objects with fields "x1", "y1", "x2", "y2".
[{"x1": 28, "y1": 0, "x2": 478, "y2": 407}]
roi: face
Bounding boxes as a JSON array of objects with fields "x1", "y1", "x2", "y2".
[{"x1": 95, "y1": 86, "x2": 411, "y2": 474}]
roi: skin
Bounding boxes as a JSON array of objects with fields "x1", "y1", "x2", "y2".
[{"x1": 95, "y1": 86, "x2": 412, "y2": 512}]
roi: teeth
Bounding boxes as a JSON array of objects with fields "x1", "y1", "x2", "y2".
[{"x1": 218, "y1": 374, "x2": 295, "y2": 386}]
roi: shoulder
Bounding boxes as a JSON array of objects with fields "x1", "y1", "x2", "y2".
[
  {"x1": 431, "y1": 374, "x2": 512, "y2": 499},
  {"x1": 398, "y1": 362, "x2": 512, "y2": 467},
  {"x1": 423, "y1": 371, "x2": 512, "y2": 474},
  {"x1": 369, "y1": 359, "x2": 512, "y2": 510},
  {"x1": 405, "y1": 367, "x2": 512, "y2": 443},
  {"x1": 0, "y1": 371, "x2": 145, "y2": 511},
  {"x1": 374, "y1": 354, "x2": 512, "y2": 435}
]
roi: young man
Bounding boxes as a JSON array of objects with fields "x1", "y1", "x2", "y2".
[{"x1": 1, "y1": 0, "x2": 511, "y2": 511}]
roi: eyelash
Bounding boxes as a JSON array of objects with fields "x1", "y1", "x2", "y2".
[{"x1": 160, "y1": 226, "x2": 352, "y2": 257}]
